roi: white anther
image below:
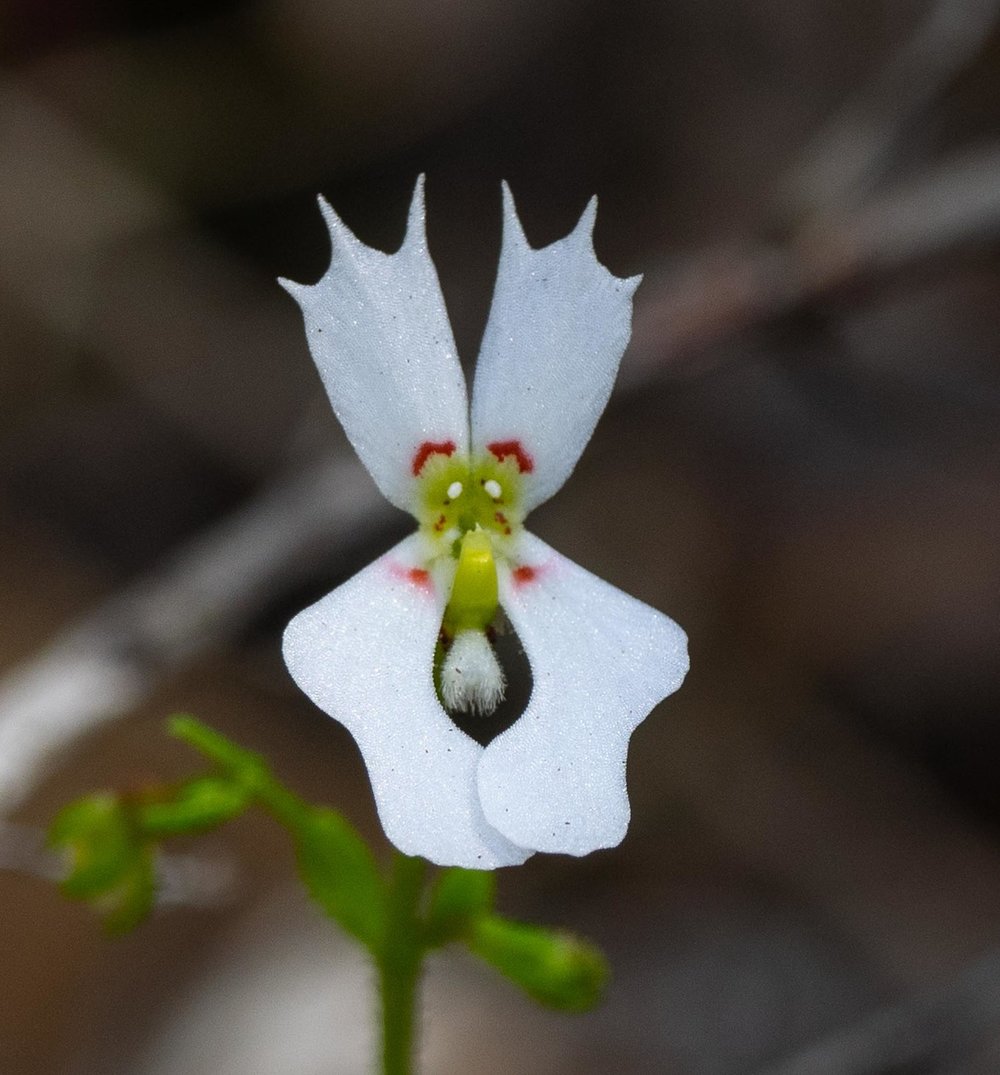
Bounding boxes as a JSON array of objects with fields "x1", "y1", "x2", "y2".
[
  {"x1": 446, "y1": 481, "x2": 463, "y2": 500},
  {"x1": 484, "y1": 479, "x2": 502, "y2": 500}
]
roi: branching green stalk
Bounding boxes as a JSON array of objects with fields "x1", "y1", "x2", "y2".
[
  {"x1": 377, "y1": 853, "x2": 427, "y2": 1075},
  {"x1": 51, "y1": 717, "x2": 608, "y2": 1075}
]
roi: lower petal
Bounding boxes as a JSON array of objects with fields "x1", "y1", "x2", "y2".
[
  {"x1": 478, "y1": 533, "x2": 688, "y2": 855},
  {"x1": 283, "y1": 534, "x2": 530, "y2": 868}
]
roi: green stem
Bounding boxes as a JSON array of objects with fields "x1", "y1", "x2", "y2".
[{"x1": 377, "y1": 853, "x2": 427, "y2": 1075}]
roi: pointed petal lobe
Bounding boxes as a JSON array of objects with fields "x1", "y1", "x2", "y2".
[
  {"x1": 478, "y1": 533, "x2": 688, "y2": 855},
  {"x1": 283, "y1": 534, "x2": 530, "y2": 868},
  {"x1": 280, "y1": 176, "x2": 469, "y2": 512},
  {"x1": 471, "y1": 186, "x2": 641, "y2": 511}
]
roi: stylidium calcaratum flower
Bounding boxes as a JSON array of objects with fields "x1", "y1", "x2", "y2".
[{"x1": 280, "y1": 177, "x2": 688, "y2": 868}]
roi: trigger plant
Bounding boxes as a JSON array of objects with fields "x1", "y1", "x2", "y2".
[
  {"x1": 50, "y1": 179, "x2": 688, "y2": 1075},
  {"x1": 281, "y1": 177, "x2": 689, "y2": 867}
]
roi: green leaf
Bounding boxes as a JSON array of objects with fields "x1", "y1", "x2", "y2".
[
  {"x1": 139, "y1": 776, "x2": 251, "y2": 836},
  {"x1": 169, "y1": 716, "x2": 388, "y2": 948},
  {"x1": 467, "y1": 915, "x2": 608, "y2": 1011},
  {"x1": 425, "y1": 868, "x2": 495, "y2": 946},
  {"x1": 169, "y1": 715, "x2": 387, "y2": 947},
  {"x1": 168, "y1": 715, "x2": 271, "y2": 791},
  {"x1": 294, "y1": 807, "x2": 385, "y2": 949},
  {"x1": 168, "y1": 715, "x2": 303, "y2": 828}
]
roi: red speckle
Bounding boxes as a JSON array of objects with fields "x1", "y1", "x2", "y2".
[
  {"x1": 388, "y1": 561, "x2": 433, "y2": 593},
  {"x1": 433, "y1": 513, "x2": 447, "y2": 533},
  {"x1": 494, "y1": 511, "x2": 512, "y2": 536},
  {"x1": 412, "y1": 440, "x2": 456, "y2": 476},
  {"x1": 513, "y1": 565, "x2": 537, "y2": 586},
  {"x1": 487, "y1": 439, "x2": 533, "y2": 473}
]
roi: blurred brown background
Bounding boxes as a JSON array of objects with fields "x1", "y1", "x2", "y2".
[{"x1": 3, "y1": 0, "x2": 1000, "y2": 1071}]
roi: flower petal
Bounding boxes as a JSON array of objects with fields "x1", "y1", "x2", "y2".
[
  {"x1": 478, "y1": 533, "x2": 688, "y2": 855},
  {"x1": 280, "y1": 176, "x2": 469, "y2": 513},
  {"x1": 283, "y1": 534, "x2": 530, "y2": 868},
  {"x1": 470, "y1": 185, "x2": 641, "y2": 512}
]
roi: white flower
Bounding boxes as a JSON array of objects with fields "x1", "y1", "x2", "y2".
[{"x1": 280, "y1": 178, "x2": 688, "y2": 868}]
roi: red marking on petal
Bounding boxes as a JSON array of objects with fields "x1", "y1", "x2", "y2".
[
  {"x1": 494, "y1": 511, "x2": 508, "y2": 525},
  {"x1": 388, "y1": 561, "x2": 434, "y2": 593},
  {"x1": 487, "y1": 439, "x2": 534, "y2": 473},
  {"x1": 513, "y1": 565, "x2": 537, "y2": 587},
  {"x1": 412, "y1": 440, "x2": 456, "y2": 475}
]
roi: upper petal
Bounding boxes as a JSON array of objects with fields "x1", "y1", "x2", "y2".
[
  {"x1": 470, "y1": 185, "x2": 641, "y2": 512},
  {"x1": 478, "y1": 533, "x2": 688, "y2": 855},
  {"x1": 280, "y1": 176, "x2": 469, "y2": 513},
  {"x1": 283, "y1": 534, "x2": 530, "y2": 868}
]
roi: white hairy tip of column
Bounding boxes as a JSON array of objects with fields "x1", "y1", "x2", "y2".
[{"x1": 440, "y1": 630, "x2": 506, "y2": 717}]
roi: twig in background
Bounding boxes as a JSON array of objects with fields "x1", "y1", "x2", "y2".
[
  {"x1": 627, "y1": 140, "x2": 1000, "y2": 385},
  {"x1": 783, "y1": 0, "x2": 1000, "y2": 214}
]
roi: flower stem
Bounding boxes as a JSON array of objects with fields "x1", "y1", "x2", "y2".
[{"x1": 377, "y1": 853, "x2": 427, "y2": 1075}]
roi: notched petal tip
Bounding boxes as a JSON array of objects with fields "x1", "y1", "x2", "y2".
[
  {"x1": 277, "y1": 275, "x2": 308, "y2": 298},
  {"x1": 571, "y1": 195, "x2": 598, "y2": 246},
  {"x1": 315, "y1": 193, "x2": 338, "y2": 229},
  {"x1": 472, "y1": 184, "x2": 642, "y2": 511},
  {"x1": 500, "y1": 180, "x2": 531, "y2": 252},
  {"x1": 566, "y1": 196, "x2": 640, "y2": 288},
  {"x1": 403, "y1": 173, "x2": 428, "y2": 251},
  {"x1": 623, "y1": 272, "x2": 643, "y2": 295},
  {"x1": 317, "y1": 194, "x2": 366, "y2": 258}
]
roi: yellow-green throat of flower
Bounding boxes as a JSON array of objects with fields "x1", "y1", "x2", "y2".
[{"x1": 415, "y1": 448, "x2": 528, "y2": 716}]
